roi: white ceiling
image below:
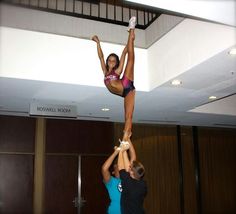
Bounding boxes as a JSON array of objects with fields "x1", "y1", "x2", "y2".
[
  {"x1": 125, "y1": 0, "x2": 236, "y2": 26},
  {"x1": 0, "y1": 1, "x2": 236, "y2": 129}
]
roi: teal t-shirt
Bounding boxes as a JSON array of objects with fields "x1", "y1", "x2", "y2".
[{"x1": 104, "y1": 176, "x2": 122, "y2": 214}]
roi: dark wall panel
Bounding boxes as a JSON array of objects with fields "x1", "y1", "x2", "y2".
[
  {"x1": 115, "y1": 123, "x2": 181, "y2": 214},
  {"x1": 46, "y1": 119, "x2": 114, "y2": 154},
  {"x1": 1, "y1": 115, "x2": 236, "y2": 214},
  {"x1": 0, "y1": 154, "x2": 34, "y2": 214},
  {"x1": 0, "y1": 115, "x2": 35, "y2": 152},
  {"x1": 181, "y1": 127, "x2": 198, "y2": 214},
  {"x1": 198, "y1": 128, "x2": 236, "y2": 214}
]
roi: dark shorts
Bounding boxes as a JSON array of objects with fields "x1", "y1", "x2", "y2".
[{"x1": 121, "y1": 76, "x2": 135, "y2": 97}]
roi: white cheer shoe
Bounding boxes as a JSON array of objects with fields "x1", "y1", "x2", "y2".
[{"x1": 128, "y1": 16, "x2": 137, "y2": 31}]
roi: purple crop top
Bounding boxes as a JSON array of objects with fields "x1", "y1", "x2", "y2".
[{"x1": 104, "y1": 70, "x2": 120, "y2": 86}]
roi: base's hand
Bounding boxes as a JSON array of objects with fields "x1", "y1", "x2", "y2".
[
  {"x1": 121, "y1": 143, "x2": 130, "y2": 152},
  {"x1": 92, "y1": 35, "x2": 99, "y2": 43},
  {"x1": 119, "y1": 140, "x2": 130, "y2": 151},
  {"x1": 114, "y1": 146, "x2": 121, "y2": 152}
]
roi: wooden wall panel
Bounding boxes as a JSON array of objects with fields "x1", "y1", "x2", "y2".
[
  {"x1": 0, "y1": 154, "x2": 34, "y2": 213},
  {"x1": 46, "y1": 119, "x2": 114, "y2": 154},
  {"x1": 198, "y1": 128, "x2": 236, "y2": 214},
  {"x1": 115, "y1": 123, "x2": 180, "y2": 214},
  {"x1": 181, "y1": 127, "x2": 197, "y2": 214},
  {"x1": 1, "y1": 115, "x2": 236, "y2": 214},
  {"x1": 0, "y1": 115, "x2": 35, "y2": 152}
]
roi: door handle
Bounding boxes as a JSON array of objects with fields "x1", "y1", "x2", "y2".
[{"x1": 73, "y1": 197, "x2": 86, "y2": 208}]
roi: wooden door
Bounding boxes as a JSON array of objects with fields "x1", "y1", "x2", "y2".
[
  {"x1": 44, "y1": 154, "x2": 109, "y2": 214},
  {"x1": 80, "y1": 155, "x2": 109, "y2": 214},
  {"x1": 44, "y1": 155, "x2": 78, "y2": 214}
]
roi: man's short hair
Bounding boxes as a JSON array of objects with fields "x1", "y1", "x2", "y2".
[{"x1": 132, "y1": 160, "x2": 145, "y2": 179}]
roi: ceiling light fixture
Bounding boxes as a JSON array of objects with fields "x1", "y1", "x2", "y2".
[
  {"x1": 229, "y1": 48, "x2": 236, "y2": 55},
  {"x1": 101, "y1": 108, "x2": 110, "y2": 111},
  {"x1": 171, "y1": 79, "x2": 182, "y2": 86},
  {"x1": 209, "y1": 96, "x2": 217, "y2": 100}
]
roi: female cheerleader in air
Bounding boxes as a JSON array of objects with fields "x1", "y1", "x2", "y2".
[{"x1": 92, "y1": 16, "x2": 136, "y2": 143}]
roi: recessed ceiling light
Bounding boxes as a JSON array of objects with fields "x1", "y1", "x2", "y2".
[
  {"x1": 209, "y1": 96, "x2": 217, "y2": 100},
  {"x1": 171, "y1": 79, "x2": 182, "y2": 86},
  {"x1": 101, "y1": 108, "x2": 110, "y2": 111},
  {"x1": 229, "y1": 48, "x2": 236, "y2": 55}
]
